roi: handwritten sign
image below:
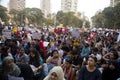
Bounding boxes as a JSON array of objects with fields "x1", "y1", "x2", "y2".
[
  {"x1": 2, "y1": 29, "x2": 11, "y2": 39},
  {"x1": 32, "y1": 32, "x2": 41, "y2": 39},
  {"x1": 71, "y1": 29, "x2": 80, "y2": 38}
]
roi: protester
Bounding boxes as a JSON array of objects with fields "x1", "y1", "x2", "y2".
[
  {"x1": 81, "y1": 43, "x2": 90, "y2": 58},
  {"x1": 0, "y1": 56, "x2": 21, "y2": 80},
  {"x1": 0, "y1": 25, "x2": 120, "y2": 80},
  {"x1": 29, "y1": 48, "x2": 44, "y2": 80},
  {"x1": 15, "y1": 47, "x2": 29, "y2": 64},
  {"x1": 46, "y1": 50, "x2": 61, "y2": 72},
  {"x1": 78, "y1": 55, "x2": 102, "y2": 80},
  {"x1": 102, "y1": 50, "x2": 120, "y2": 80},
  {"x1": 0, "y1": 46, "x2": 13, "y2": 65},
  {"x1": 44, "y1": 66, "x2": 65, "y2": 80},
  {"x1": 62, "y1": 57, "x2": 75, "y2": 80}
]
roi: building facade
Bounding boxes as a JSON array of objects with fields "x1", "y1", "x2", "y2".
[
  {"x1": 110, "y1": 0, "x2": 120, "y2": 7},
  {"x1": 9, "y1": 0, "x2": 25, "y2": 10},
  {"x1": 40, "y1": 0, "x2": 51, "y2": 18},
  {"x1": 61, "y1": 0, "x2": 78, "y2": 12}
]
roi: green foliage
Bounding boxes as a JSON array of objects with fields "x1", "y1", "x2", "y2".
[
  {"x1": 92, "y1": 12, "x2": 106, "y2": 28},
  {"x1": 9, "y1": 9, "x2": 20, "y2": 25},
  {"x1": 9, "y1": 8, "x2": 90, "y2": 27},
  {"x1": 0, "y1": 5, "x2": 9, "y2": 23},
  {"x1": 56, "y1": 11, "x2": 87, "y2": 28},
  {"x1": 45, "y1": 18, "x2": 54, "y2": 26},
  {"x1": 9, "y1": 8, "x2": 45, "y2": 26},
  {"x1": 56, "y1": 11, "x2": 64, "y2": 25},
  {"x1": 85, "y1": 20, "x2": 90, "y2": 28},
  {"x1": 92, "y1": 3, "x2": 120, "y2": 29},
  {"x1": 113, "y1": 3, "x2": 120, "y2": 29},
  {"x1": 24, "y1": 8, "x2": 45, "y2": 26},
  {"x1": 102, "y1": 7, "x2": 115, "y2": 28}
]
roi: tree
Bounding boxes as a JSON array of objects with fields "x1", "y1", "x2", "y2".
[
  {"x1": 56, "y1": 11, "x2": 86, "y2": 28},
  {"x1": 45, "y1": 18, "x2": 54, "y2": 26},
  {"x1": 23, "y1": 8, "x2": 45, "y2": 26},
  {"x1": 92, "y1": 12, "x2": 106, "y2": 28},
  {"x1": 113, "y1": 3, "x2": 120, "y2": 29},
  {"x1": 91, "y1": 3, "x2": 120, "y2": 29},
  {"x1": 56, "y1": 11, "x2": 64, "y2": 25},
  {"x1": 102, "y1": 7, "x2": 115, "y2": 28},
  {"x1": 9, "y1": 8, "x2": 45, "y2": 26},
  {"x1": 0, "y1": 5, "x2": 9, "y2": 24},
  {"x1": 9, "y1": 9, "x2": 20, "y2": 25},
  {"x1": 102, "y1": 3, "x2": 120, "y2": 29}
]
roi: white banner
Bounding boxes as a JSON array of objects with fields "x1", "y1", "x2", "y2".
[
  {"x1": 2, "y1": 29, "x2": 11, "y2": 39},
  {"x1": 32, "y1": 32, "x2": 41, "y2": 40}
]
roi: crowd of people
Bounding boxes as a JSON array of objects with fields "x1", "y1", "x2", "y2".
[{"x1": 0, "y1": 25, "x2": 120, "y2": 80}]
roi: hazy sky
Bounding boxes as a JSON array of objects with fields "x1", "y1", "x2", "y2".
[{"x1": 1, "y1": 0, "x2": 110, "y2": 19}]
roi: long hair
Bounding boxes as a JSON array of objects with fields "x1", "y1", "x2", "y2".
[
  {"x1": 51, "y1": 50, "x2": 58, "y2": 57},
  {"x1": 2, "y1": 56, "x2": 21, "y2": 77},
  {"x1": 29, "y1": 48, "x2": 40, "y2": 67},
  {"x1": 2, "y1": 57, "x2": 14, "y2": 75},
  {"x1": 0, "y1": 46, "x2": 9, "y2": 61}
]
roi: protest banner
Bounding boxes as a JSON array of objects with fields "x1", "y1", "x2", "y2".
[{"x1": 2, "y1": 29, "x2": 12, "y2": 39}]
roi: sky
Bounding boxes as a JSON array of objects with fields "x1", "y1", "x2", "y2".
[{"x1": 1, "y1": 0, "x2": 110, "y2": 19}]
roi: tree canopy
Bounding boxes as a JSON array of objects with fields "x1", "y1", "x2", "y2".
[
  {"x1": 0, "y1": 6, "x2": 90, "y2": 28},
  {"x1": 56, "y1": 11, "x2": 89, "y2": 28},
  {"x1": 92, "y1": 3, "x2": 120, "y2": 29},
  {"x1": 0, "y1": 5, "x2": 9, "y2": 24}
]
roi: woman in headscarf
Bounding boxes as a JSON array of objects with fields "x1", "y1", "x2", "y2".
[{"x1": 44, "y1": 66, "x2": 65, "y2": 80}]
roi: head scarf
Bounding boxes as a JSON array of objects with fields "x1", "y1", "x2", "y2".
[{"x1": 44, "y1": 66, "x2": 65, "y2": 80}]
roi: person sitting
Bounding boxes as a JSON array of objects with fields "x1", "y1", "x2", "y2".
[
  {"x1": 102, "y1": 50, "x2": 120, "y2": 80},
  {"x1": 15, "y1": 47, "x2": 29, "y2": 64},
  {"x1": 29, "y1": 48, "x2": 44, "y2": 80},
  {"x1": 0, "y1": 56, "x2": 21, "y2": 80},
  {"x1": 78, "y1": 55, "x2": 102, "y2": 80},
  {"x1": 62, "y1": 57, "x2": 75, "y2": 80},
  {"x1": 44, "y1": 66, "x2": 65, "y2": 80},
  {"x1": 46, "y1": 50, "x2": 61, "y2": 73}
]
